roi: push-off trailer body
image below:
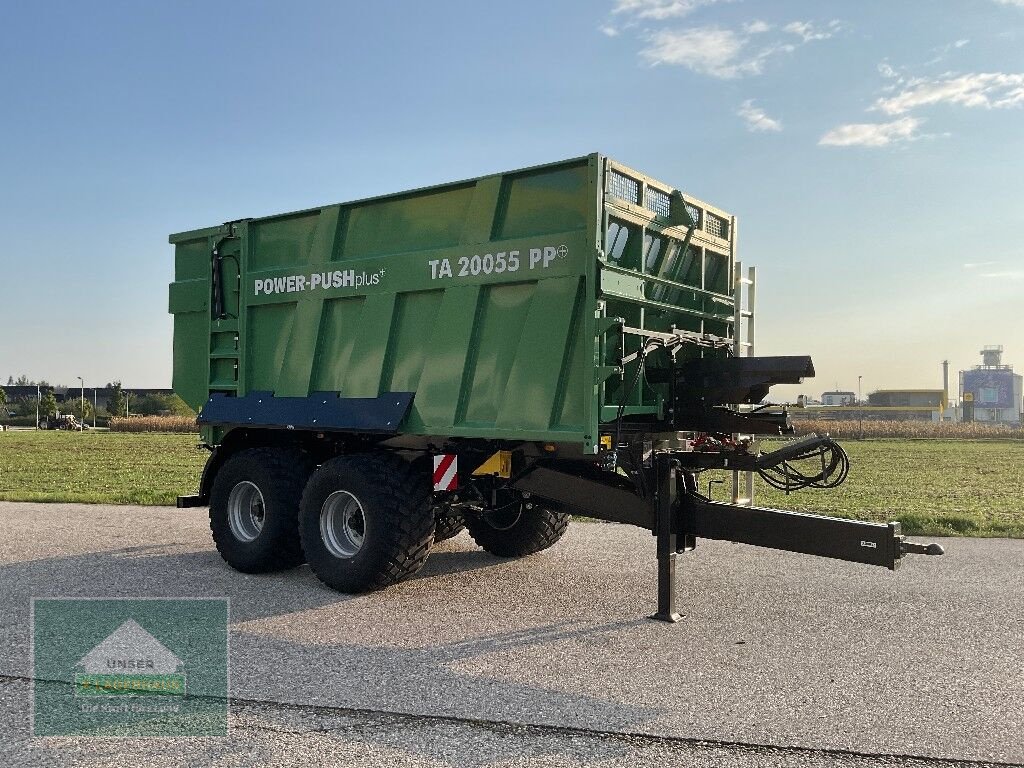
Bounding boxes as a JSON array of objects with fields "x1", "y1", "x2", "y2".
[{"x1": 170, "y1": 154, "x2": 941, "y2": 620}]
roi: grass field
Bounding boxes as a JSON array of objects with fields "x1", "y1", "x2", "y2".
[
  {"x1": 0, "y1": 431, "x2": 206, "y2": 506},
  {"x1": 0, "y1": 430, "x2": 1021, "y2": 537}
]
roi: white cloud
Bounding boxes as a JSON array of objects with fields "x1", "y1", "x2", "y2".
[
  {"x1": 878, "y1": 62, "x2": 899, "y2": 79},
  {"x1": 963, "y1": 261, "x2": 1001, "y2": 268},
  {"x1": 611, "y1": 0, "x2": 726, "y2": 20},
  {"x1": 873, "y1": 72, "x2": 1024, "y2": 115},
  {"x1": 608, "y1": 3, "x2": 842, "y2": 80},
  {"x1": 955, "y1": 39, "x2": 970, "y2": 48},
  {"x1": 642, "y1": 27, "x2": 747, "y2": 76},
  {"x1": 981, "y1": 270, "x2": 1024, "y2": 279},
  {"x1": 993, "y1": 0, "x2": 1024, "y2": 6},
  {"x1": 640, "y1": 25, "x2": 814, "y2": 78},
  {"x1": 743, "y1": 20, "x2": 771, "y2": 34},
  {"x1": 737, "y1": 100, "x2": 782, "y2": 132},
  {"x1": 783, "y1": 20, "x2": 841, "y2": 42},
  {"x1": 818, "y1": 117, "x2": 922, "y2": 147}
]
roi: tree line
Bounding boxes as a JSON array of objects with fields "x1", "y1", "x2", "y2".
[{"x1": 0, "y1": 380, "x2": 195, "y2": 421}]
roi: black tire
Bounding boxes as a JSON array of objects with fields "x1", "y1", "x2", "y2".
[
  {"x1": 299, "y1": 452, "x2": 433, "y2": 592},
  {"x1": 433, "y1": 504, "x2": 465, "y2": 542},
  {"x1": 208, "y1": 447, "x2": 313, "y2": 574},
  {"x1": 465, "y1": 496, "x2": 569, "y2": 558}
]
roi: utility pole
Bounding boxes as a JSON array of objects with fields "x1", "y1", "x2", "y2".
[
  {"x1": 77, "y1": 376, "x2": 84, "y2": 431},
  {"x1": 858, "y1": 375, "x2": 864, "y2": 440},
  {"x1": 93, "y1": 388, "x2": 97, "y2": 428},
  {"x1": 35, "y1": 384, "x2": 39, "y2": 429},
  {"x1": 126, "y1": 391, "x2": 130, "y2": 417}
]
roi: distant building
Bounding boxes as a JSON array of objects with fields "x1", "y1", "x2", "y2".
[
  {"x1": 868, "y1": 390, "x2": 945, "y2": 409},
  {"x1": 960, "y1": 346, "x2": 1022, "y2": 425},
  {"x1": 800, "y1": 389, "x2": 946, "y2": 423},
  {"x1": 821, "y1": 391, "x2": 856, "y2": 406}
]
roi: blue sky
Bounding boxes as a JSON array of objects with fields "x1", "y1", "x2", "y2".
[{"x1": 1, "y1": 0, "x2": 1021, "y2": 399}]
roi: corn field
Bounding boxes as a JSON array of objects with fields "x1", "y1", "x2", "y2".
[
  {"x1": 792, "y1": 418, "x2": 1022, "y2": 440},
  {"x1": 108, "y1": 415, "x2": 199, "y2": 433}
]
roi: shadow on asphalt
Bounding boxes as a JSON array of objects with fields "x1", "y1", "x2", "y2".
[
  {"x1": 5, "y1": 542, "x2": 516, "y2": 621},
  {"x1": 3, "y1": 540, "x2": 664, "y2": 766}
]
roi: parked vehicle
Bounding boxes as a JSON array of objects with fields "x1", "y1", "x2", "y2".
[
  {"x1": 38, "y1": 412, "x2": 84, "y2": 430},
  {"x1": 169, "y1": 154, "x2": 941, "y2": 620}
]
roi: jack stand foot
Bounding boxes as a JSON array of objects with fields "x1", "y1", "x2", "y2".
[{"x1": 649, "y1": 610, "x2": 681, "y2": 623}]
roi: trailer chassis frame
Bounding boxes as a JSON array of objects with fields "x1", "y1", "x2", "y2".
[{"x1": 513, "y1": 453, "x2": 943, "y2": 623}]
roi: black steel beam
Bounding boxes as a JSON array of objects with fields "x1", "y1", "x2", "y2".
[
  {"x1": 679, "y1": 497, "x2": 903, "y2": 570},
  {"x1": 512, "y1": 466, "x2": 653, "y2": 528}
]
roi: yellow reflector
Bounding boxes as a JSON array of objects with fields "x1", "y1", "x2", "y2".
[
  {"x1": 600, "y1": 435, "x2": 612, "y2": 450},
  {"x1": 472, "y1": 450, "x2": 512, "y2": 478}
]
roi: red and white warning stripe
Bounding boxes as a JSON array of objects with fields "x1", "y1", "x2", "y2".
[{"x1": 432, "y1": 454, "x2": 458, "y2": 492}]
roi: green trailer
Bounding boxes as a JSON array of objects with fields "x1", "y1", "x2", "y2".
[{"x1": 170, "y1": 153, "x2": 941, "y2": 620}]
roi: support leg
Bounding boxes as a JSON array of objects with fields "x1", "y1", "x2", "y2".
[{"x1": 650, "y1": 457, "x2": 681, "y2": 622}]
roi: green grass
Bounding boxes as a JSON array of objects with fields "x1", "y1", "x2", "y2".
[
  {"x1": 0, "y1": 432, "x2": 1021, "y2": 537},
  {"x1": 708, "y1": 439, "x2": 1024, "y2": 538},
  {"x1": 0, "y1": 431, "x2": 206, "y2": 505}
]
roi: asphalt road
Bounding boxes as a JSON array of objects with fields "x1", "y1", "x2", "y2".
[{"x1": 1, "y1": 501, "x2": 1021, "y2": 767}]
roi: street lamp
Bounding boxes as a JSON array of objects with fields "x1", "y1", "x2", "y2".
[
  {"x1": 125, "y1": 391, "x2": 130, "y2": 418},
  {"x1": 858, "y1": 375, "x2": 863, "y2": 405},
  {"x1": 93, "y1": 388, "x2": 97, "y2": 428},
  {"x1": 36, "y1": 384, "x2": 40, "y2": 430},
  {"x1": 77, "y1": 376, "x2": 84, "y2": 431}
]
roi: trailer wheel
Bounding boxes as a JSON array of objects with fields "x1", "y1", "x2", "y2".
[
  {"x1": 208, "y1": 448, "x2": 312, "y2": 573},
  {"x1": 433, "y1": 504, "x2": 465, "y2": 542},
  {"x1": 299, "y1": 453, "x2": 433, "y2": 592},
  {"x1": 465, "y1": 496, "x2": 569, "y2": 558}
]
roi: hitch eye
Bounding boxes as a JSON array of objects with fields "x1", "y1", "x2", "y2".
[{"x1": 901, "y1": 540, "x2": 945, "y2": 557}]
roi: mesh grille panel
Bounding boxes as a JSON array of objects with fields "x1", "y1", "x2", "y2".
[
  {"x1": 609, "y1": 171, "x2": 639, "y2": 205},
  {"x1": 644, "y1": 187, "x2": 671, "y2": 218},
  {"x1": 685, "y1": 204, "x2": 701, "y2": 228},
  {"x1": 706, "y1": 212, "x2": 729, "y2": 239}
]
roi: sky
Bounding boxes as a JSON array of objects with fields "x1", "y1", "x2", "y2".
[{"x1": 0, "y1": 0, "x2": 1021, "y2": 400}]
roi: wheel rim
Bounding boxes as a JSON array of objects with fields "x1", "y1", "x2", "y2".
[
  {"x1": 320, "y1": 490, "x2": 366, "y2": 559},
  {"x1": 227, "y1": 481, "x2": 265, "y2": 542}
]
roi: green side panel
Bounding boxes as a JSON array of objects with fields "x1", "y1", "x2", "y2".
[
  {"x1": 495, "y1": 276, "x2": 585, "y2": 432},
  {"x1": 550, "y1": 280, "x2": 588, "y2": 432},
  {"x1": 408, "y1": 285, "x2": 482, "y2": 430},
  {"x1": 339, "y1": 294, "x2": 398, "y2": 398},
  {"x1": 340, "y1": 185, "x2": 475, "y2": 259},
  {"x1": 169, "y1": 234, "x2": 211, "y2": 412},
  {"x1": 496, "y1": 164, "x2": 590, "y2": 240},
  {"x1": 275, "y1": 206, "x2": 344, "y2": 396},
  {"x1": 308, "y1": 296, "x2": 367, "y2": 392},
  {"x1": 174, "y1": 236, "x2": 210, "y2": 281},
  {"x1": 172, "y1": 311, "x2": 209, "y2": 412},
  {"x1": 248, "y1": 213, "x2": 321, "y2": 271},
  {"x1": 246, "y1": 303, "x2": 296, "y2": 392},
  {"x1": 459, "y1": 282, "x2": 536, "y2": 426},
  {"x1": 380, "y1": 290, "x2": 445, "y2": 394}
]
